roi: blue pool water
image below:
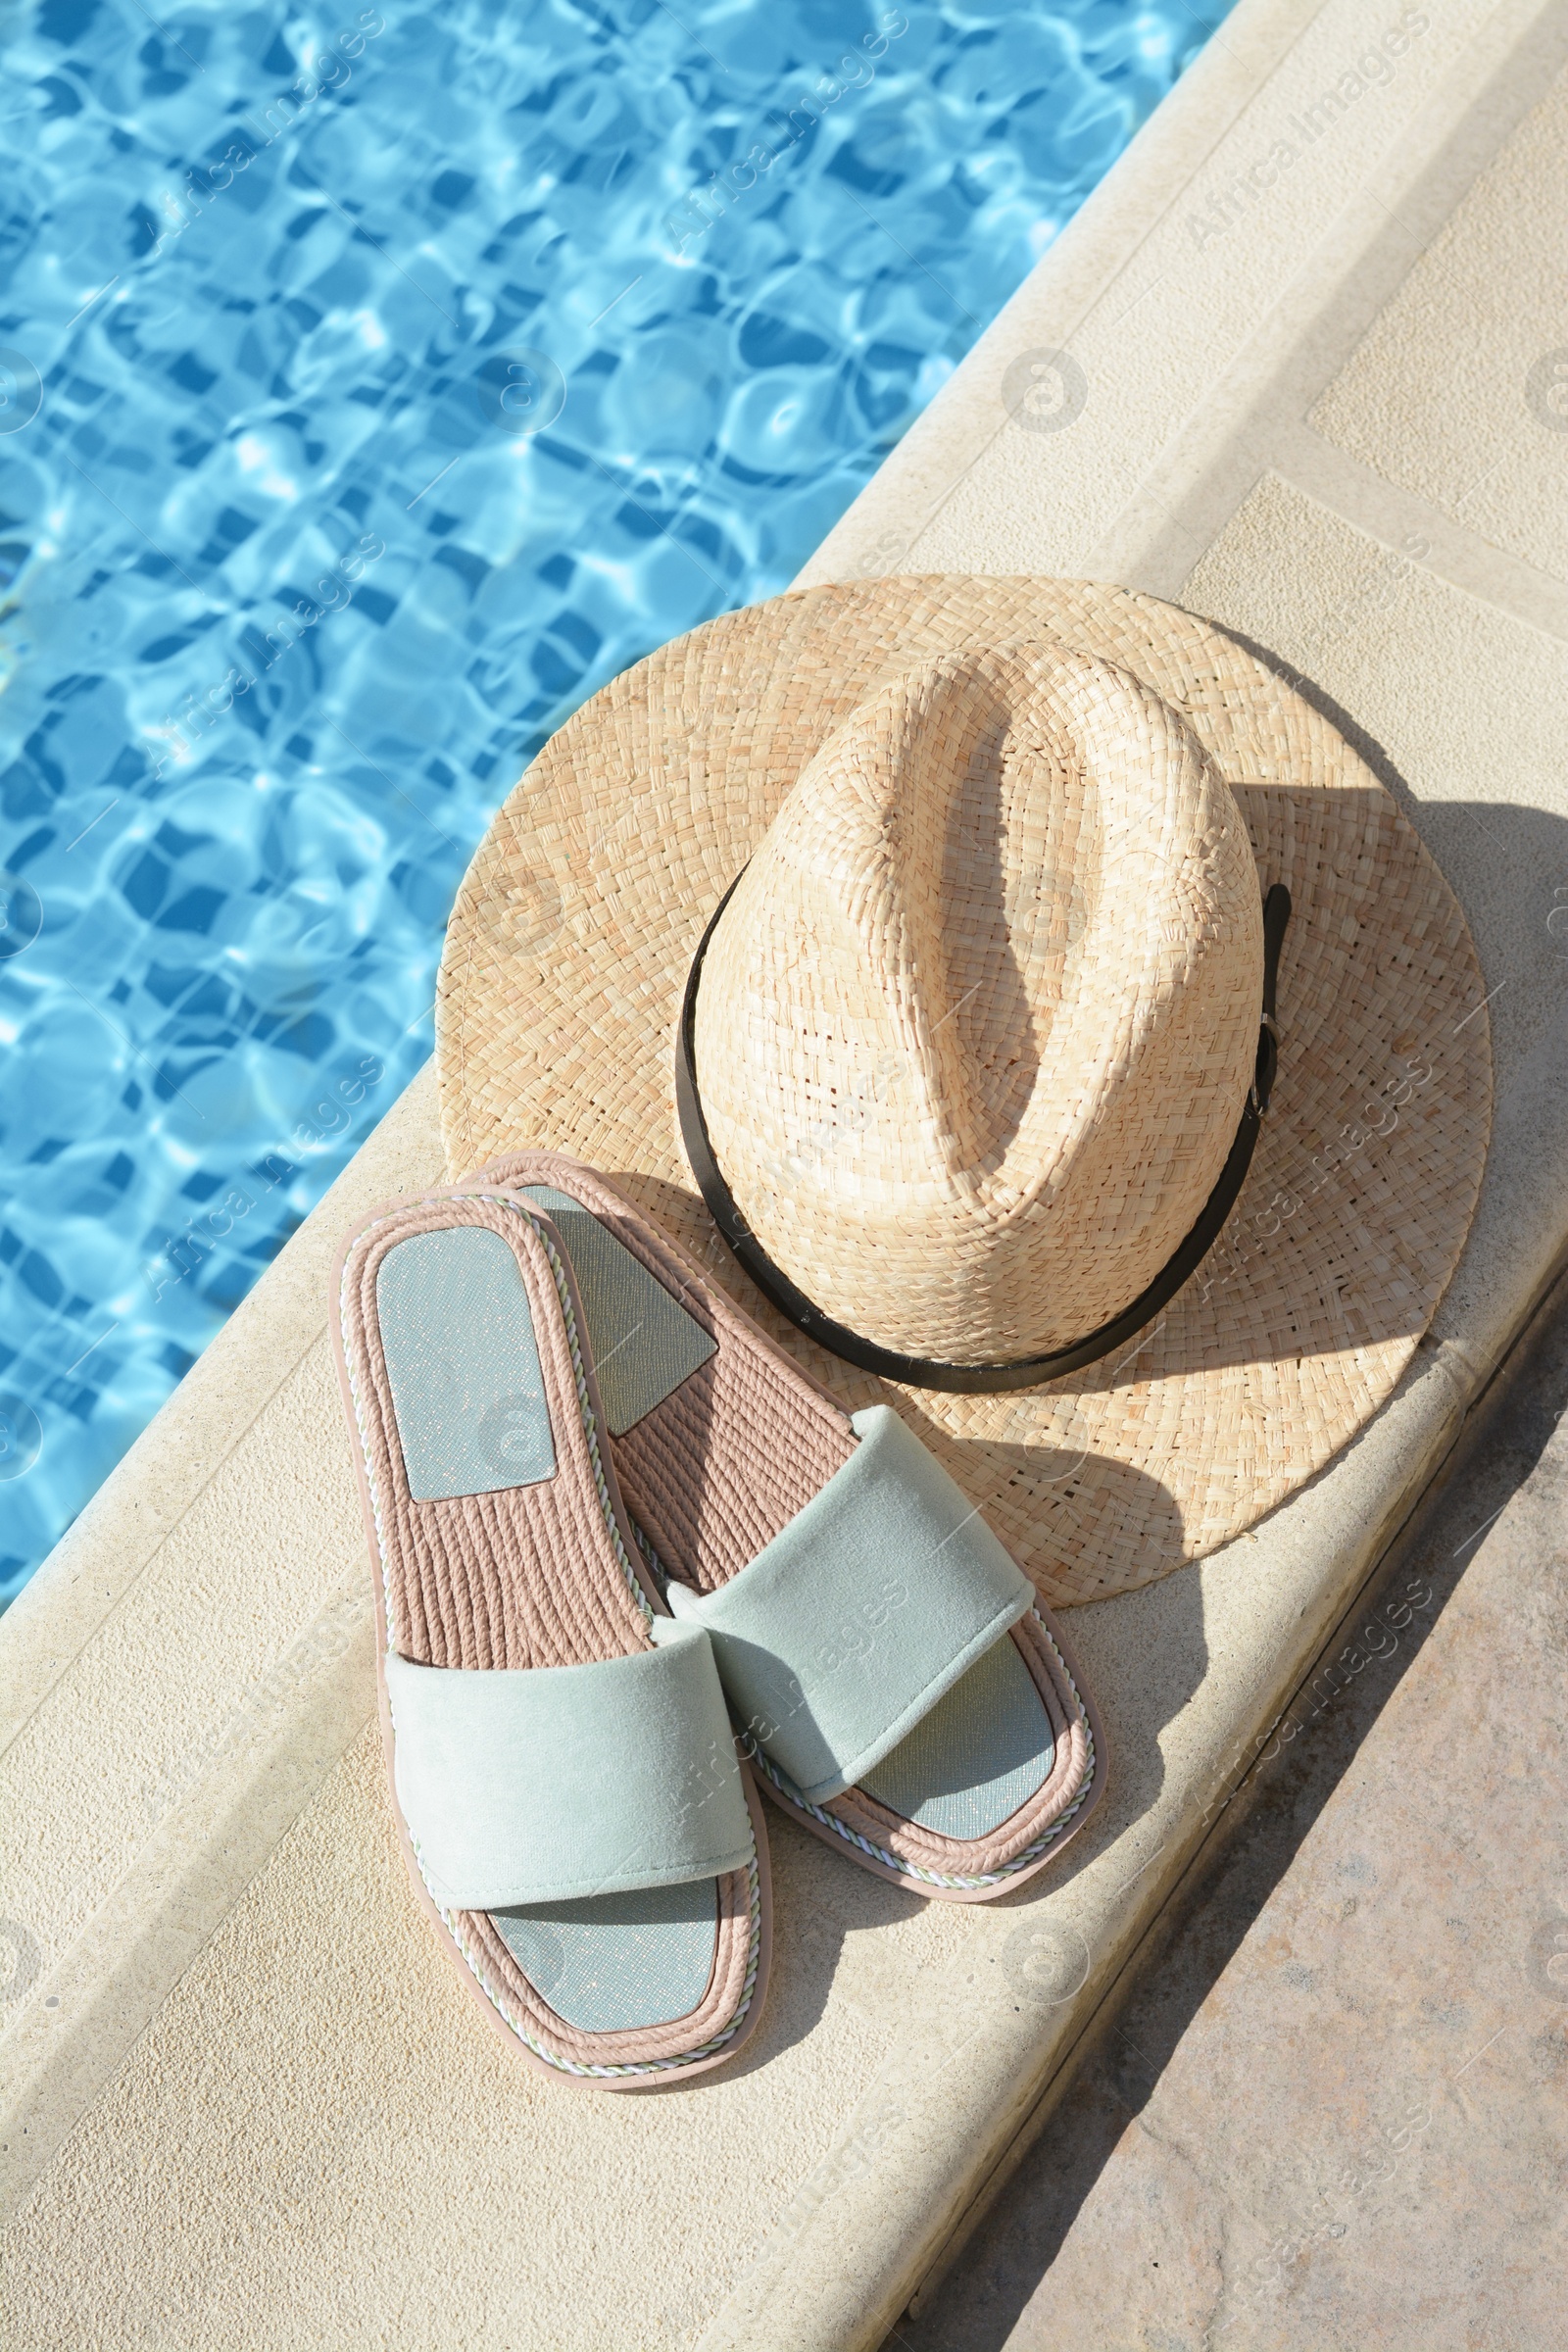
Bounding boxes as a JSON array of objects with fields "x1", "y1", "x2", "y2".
[{"x1": 0, "y1": 0, "x2": 1229, "y2": 1601}]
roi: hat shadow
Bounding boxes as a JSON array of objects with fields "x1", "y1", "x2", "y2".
[{"x1": 1213, "y1": 621, "x2": 1568, "y2": 1090}]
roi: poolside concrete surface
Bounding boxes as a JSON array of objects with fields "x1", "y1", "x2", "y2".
[
  {"x1": 5, "y1": 0, "x2": 1568, "y2": 2345},
  {"x1": 900, "y1": 1258, "x2": 1568, "y2": 2352}
]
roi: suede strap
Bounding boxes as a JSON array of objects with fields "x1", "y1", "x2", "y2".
[
  {"x1": 666, "y1": 1404, "x2": 1033, "y2": 1803},
  {"x1": 385, "y1": 1618, "x2": 754, "y2": 1910}
]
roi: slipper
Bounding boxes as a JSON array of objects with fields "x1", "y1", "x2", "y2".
[
  {"x1": 473, "y1": 1152, "x2": 1106, "y2": 1900},
  {"x1": 332, "y1": 1187, "x2": 771, "y2": 2085}
]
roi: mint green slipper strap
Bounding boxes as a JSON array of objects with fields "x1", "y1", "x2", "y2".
[
  {"x1": 384, "y1": 1618, "x2": 754, "y2": 1911},
  {"x1": 665, "y1": 1404, "x2": 1033, "y2": 1805}
]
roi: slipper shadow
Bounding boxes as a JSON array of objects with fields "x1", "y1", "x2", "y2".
[
  {"x1": 721, "y1": 1516, "x2": 1212, "y2": 2074},
  {"x1": 726, "y1": 1807, "x2": 929, "y2": 2075}
]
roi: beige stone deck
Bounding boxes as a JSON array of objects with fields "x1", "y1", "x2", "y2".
[{"x1": 4, "y1": 0, "x2": 1567, "y2": 2344}]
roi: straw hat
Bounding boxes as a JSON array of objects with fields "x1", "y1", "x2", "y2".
[{"x1": 436, "y1": 577, "x2": 1492, "y2": 1605}]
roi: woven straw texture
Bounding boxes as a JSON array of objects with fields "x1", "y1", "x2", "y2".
[
  {"x1": 697, "y1": 642, "x2": 1264, "y2": 1361},
  {"x1": 437, "y1": 578, "x2": 1493, "y2": 1606}
]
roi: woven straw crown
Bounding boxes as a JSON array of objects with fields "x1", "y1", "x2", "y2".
[{"x1": 695, "y1": 643, "x2": 1264, "y2": 1364}]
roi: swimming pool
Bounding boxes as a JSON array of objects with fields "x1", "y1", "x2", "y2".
[{"x1": 0, "y1": 0, "x2": 1229, "y2": 1601}]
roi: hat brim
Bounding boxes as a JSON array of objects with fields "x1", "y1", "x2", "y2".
[{"x1": 437, "y1": 578, "x2": 1491, "y2": 1605}]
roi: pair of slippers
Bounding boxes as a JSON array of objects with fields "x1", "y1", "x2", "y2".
[{"x1": 333, "y1": 1152, "x2": 1106, "y2": 2086}]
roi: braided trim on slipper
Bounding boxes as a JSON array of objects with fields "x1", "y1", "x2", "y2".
[{"x1": 747, "y1": 1613, "x2": 1096, "y2": 1892}]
